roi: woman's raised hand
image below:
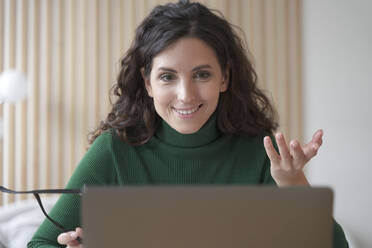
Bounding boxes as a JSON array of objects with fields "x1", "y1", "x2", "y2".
[
  {"x1": 263, "y1": 129, "x2": 323, "y2": 187},
  {"x1": 57, "y1": 227, "x2": 83, "y2": 248}
]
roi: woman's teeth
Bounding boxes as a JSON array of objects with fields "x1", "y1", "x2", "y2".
[{"x1": 174, "y1": 105, "x2": 200, "y2": 115}]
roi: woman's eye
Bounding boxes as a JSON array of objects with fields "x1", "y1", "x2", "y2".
[
  {"x1": 160, "y1": 73, "x2": 175, "y2": 82},
  {"x1": 194, "y1": 71, "x2": 211, "y2": 80}
]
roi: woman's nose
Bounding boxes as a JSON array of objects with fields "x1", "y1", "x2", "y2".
[{"x1": 177, "y1": 79, "x2": 196, "y2": 103}]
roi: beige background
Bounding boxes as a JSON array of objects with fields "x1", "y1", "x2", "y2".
[{"x1": 0, "y1": 0, "x2": 302, "y2": 205}]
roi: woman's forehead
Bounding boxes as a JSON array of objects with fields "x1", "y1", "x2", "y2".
[{"x1": 151, "y1": 37, "x2": 221, "y2": 72}]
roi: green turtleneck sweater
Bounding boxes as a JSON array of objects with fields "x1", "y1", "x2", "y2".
[{"x1": 28, "y1": 115, "x2": 348, "y2": 247}]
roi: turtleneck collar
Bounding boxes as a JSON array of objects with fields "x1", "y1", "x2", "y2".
[{"x1": 154, "y1": 113, "x2": 221, "y2": 148}]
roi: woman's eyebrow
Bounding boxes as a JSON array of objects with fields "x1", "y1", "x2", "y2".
[
  {"x1": 192, "y1": 65, "x2": 212, "y2": 71},
  {"x1": 157, "y1": 64, "x2": 212, "y2": 73},
  {"x1": 158, "y1": 67, "x2": 177, "y2": 73}
]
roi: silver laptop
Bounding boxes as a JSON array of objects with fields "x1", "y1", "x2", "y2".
[{"x1": 81, "y1": 186, "x2": 333, "y2": 248}]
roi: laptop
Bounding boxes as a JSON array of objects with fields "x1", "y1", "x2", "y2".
[{"x1": 81, "y1": 186, "x2": 333, "y2": 248}]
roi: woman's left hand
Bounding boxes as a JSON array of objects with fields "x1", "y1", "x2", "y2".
[{"x1": 263, "y1": 129, "x2": 323, "y2": 187}]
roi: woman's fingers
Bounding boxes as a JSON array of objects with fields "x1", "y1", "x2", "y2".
[
  {"x1": 290, "y1": 140, "x2": 306, "y2": 169},
  {"x1": 57, "y1": 229, "x2": 82, "y2": 247},
  {"x1": 264, "y1": 131, "x2": 322, "y2": 186},
  {"x1": 314, "y1": 129, "x2": 323, "y2": 145},
  {"x1": 303, "y1": 129, "x2": 323, "y2": 160},
  {"x1": 275, "y1": 133, "x2": 292, "y2": 169},
  {"x1": 57, "y1": 231, "x2": 77, "y2": 245},
  {"x1": 57, "y1": 231, "x2": 72, "y2": 244},
  {"x1": 263, "y1": 136, "x2": 280, "y2": 165},
  {"x1": 75, "y1": 227, "x2": 83, "y2": 238}
]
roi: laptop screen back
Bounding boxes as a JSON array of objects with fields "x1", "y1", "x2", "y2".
[{"x1": 82, "y1": 186, "x2": 333, "y2": 248}]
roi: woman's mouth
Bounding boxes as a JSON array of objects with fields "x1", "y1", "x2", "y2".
[{"x1": 173, "y1": 104, "x2": 202, "y2": 119}]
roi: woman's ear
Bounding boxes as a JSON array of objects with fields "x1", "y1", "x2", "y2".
[
  {"x1": 220, "y1": 67, "x2": 230, "y2": 92},
  {"x1": 141, "y1": 68, "x2": 153, "y2": 97}
]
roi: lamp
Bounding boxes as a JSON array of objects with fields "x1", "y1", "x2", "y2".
[{"x1": 0, "y1": 69, "x2": 28, "y2": 138}]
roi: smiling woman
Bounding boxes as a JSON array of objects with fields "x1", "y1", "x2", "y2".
[
  {"x1": 88, "y1": 0, "x2": 278, "y2": 146},
  {"x1": 27, "y1": 1, "x2": 348, "y2": 248}
]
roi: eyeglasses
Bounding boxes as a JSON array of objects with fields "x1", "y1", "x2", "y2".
[{"x1": 0, "y1": 185, "x2": 83, "y2": 243}]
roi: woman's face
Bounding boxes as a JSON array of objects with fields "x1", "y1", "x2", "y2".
[{"x1": 143, "y1": 37, "x2": 229, "y2": 134}]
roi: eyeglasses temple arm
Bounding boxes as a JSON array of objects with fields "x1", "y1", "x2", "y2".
[
  {"x1": 1, "y1": 185, "x2": 83, "y2": 244},
  {"x1": 0, "y1": 185, "x2": 81, "y2": 194},
  {"x1": 33, "y1": 193, "x2": 68, "y2": 232}
]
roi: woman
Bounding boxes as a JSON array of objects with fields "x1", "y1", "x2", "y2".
[{"x1": 28, "y1": 0, "x2": 348, "y2": 247}]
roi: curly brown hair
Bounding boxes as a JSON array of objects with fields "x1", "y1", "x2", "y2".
[{"x1": 89, "y1": 0, "x2": 278, "y2": 146}]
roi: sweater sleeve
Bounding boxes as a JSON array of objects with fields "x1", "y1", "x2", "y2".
[
  {"x1": 333, "y1": 219, "x2": 349, "y2": 248},
  {"x1": 27, "y1": 132, "x2": 118, "y2": 248}
]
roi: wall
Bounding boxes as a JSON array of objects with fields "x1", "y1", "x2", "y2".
[
  {"x1": 303, "y1": 0, "x2": 372, "y2": 247},
  {"x1": 0, "y1": 0, "x2": 304, "y2": 206}
]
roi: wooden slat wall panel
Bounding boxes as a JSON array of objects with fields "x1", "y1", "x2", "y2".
[
  {"x1": 75, "y1": 0, "x2": 87, "y2": 171},
  {"x1": 26, "y1": 0, "x2": 40, "y2": 198},
  {"x1": 64, "y1": 0, "x2": 75, "y2": 185},
  {"x1": 276, "y1": 0, "x2": 290, "y2": 137},
  {"x1": 288, "y1": 0, "x2": 303, "y2": 144},
  {"x1": 2, "y1": 0, "x2": 16, "y2": 204},
  {"x1": 50, "y1": 0, "x2": 63, "y2": 190},
  {"x1": 15, "y1": 0, "x2": 28, "y2": 201},
  {"x1": 86, "y1": 0, "x2": 99, "y2": 151},
  {"x1": 0, "y1": 0, "x2": 303, "y2": 206},
  {"x1": 39, "y1": 0, "x2": 51, "y2": 190}
]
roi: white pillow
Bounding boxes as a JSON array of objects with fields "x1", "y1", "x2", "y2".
[{"x1": 0, "y1": 196, "x2": 58, "y2": 248}]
